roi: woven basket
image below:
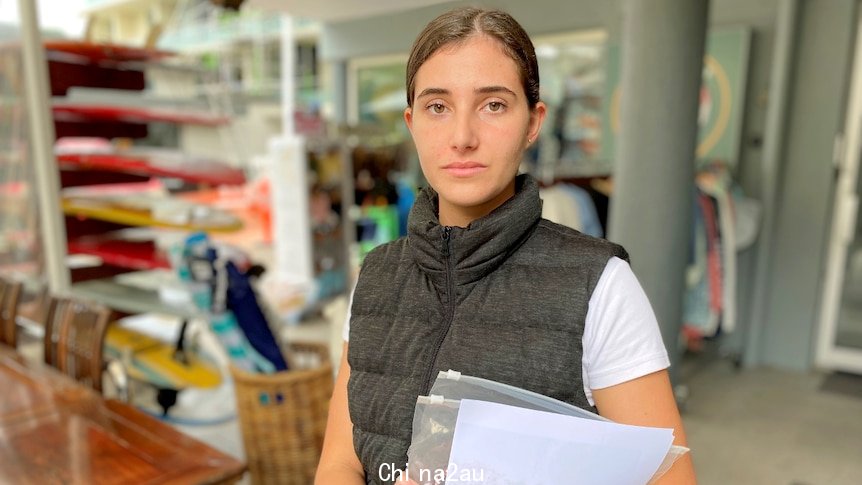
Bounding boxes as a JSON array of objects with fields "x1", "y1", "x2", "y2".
[{"x1": 231, "y1": 342, "x2": 334, "y2": 485}]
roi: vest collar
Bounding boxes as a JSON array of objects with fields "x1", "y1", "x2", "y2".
[{"x1": 407, "y1": 174, "x2": 542, "y2": 287}]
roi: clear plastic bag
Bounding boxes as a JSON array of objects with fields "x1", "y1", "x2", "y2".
[
  {"x1": 430, "y1": 370, "x2": 607, "y2": 421},
  {"x1": 406, "y1": 395, "x2": 460, "y2": 484},
  {"x1": 406, "y1": 370, "x2": 690, "y2": 485}
]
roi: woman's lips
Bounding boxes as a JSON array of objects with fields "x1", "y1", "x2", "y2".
[{"x1": 443, "y1": 162, "x2": 487, "y2": 177}]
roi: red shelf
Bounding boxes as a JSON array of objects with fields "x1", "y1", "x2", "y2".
[
  {"x1": 67, "y1": 238, "x2": 171, "y2": 271},
  {"x1": 44, "y1": 40, "x2": 174, "y2": 63},
  {"x1": 52, "y1": 104, "x2": 230, "y2": 127},
  {"x1": 57, "y1": 152, "x2": 246, "y2": 186}
]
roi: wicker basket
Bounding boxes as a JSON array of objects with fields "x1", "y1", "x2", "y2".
[{"x1": 230, "y1": 342, "x2": 334, "y2": 485}]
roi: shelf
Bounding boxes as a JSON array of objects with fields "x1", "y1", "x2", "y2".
[
  {"x1": 44, "y1": 40, "x2": 174, "y2": 63},
  {"x1": 30, "y1": 37, "x2": 247, "y2": 289},
  {"x1": 62, "y1": 195, "x2": 244, "y2": 233},
  {"x1": 67, "y1": 237, "x2": 171, "y2": 271},
  {"x1": 57, "y1": 150, "x2": 246, "y2": 186},
  {"x1": 52, "y1": 103, "x2": 230, "y2": 126},
  {"x1": 69, "y1": 276, "x2": 203, "y2": 320}
]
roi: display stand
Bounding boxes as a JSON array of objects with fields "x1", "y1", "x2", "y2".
[{"x1": 11, "y1": 28, "x2": 251, "y2": 412}]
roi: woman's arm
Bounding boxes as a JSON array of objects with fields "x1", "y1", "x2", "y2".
[
  {"x1": 591, "y1": 369, "x2": 697, "y2": 485},
  {"x1": 316, "y1": 343, "x2": 365, "y2": 484}
]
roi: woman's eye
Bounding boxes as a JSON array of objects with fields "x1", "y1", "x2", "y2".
[
  {"x1": 487, "y1": 102, "x2": 504, "y2": 112},
  {"x1": 430, "y1": 103, "x2": 446, "y2": 114}
]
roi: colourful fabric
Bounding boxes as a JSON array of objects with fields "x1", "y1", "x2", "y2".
[
  {"x1": 704, "y1": 194, "x2": 723, "y2": 319},
  {"x1": 225, "y1": 260, "x2": 288, "y2": 371},
  {"x1": 180, "y1": 233, "x2": 286, "y2": 373},
  {"x1": 684, "y1": 193, "x2": 712, "y2": 336},
  {"x1": 559, "y1": 183, "x2": 603, "y2": 238},
  {"x1": 699, "y1": 175, "x2": 738, "y2": 333},
  {"x1": 540, "y1": 185, "x2": 582, "y2": 231},
  {"x1": 684, "y1": 193, "x2": 721, "y2": 338}
]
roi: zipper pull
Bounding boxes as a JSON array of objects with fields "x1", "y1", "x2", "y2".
[{"x1": 442, "y1": 226, "x2": 452, "y2": 256}]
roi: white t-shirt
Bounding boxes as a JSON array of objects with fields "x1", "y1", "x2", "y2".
[{"x1": 342, "y1": 256, "x2": 669, "y2": 406}]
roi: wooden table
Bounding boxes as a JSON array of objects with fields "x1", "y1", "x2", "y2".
[{"x1": 0, "y1": 344, "x2": 246, "y2": 484}]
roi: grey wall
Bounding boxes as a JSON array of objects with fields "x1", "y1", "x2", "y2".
[
  {"x1": 321, "y1": 0, "x2": 618, "y2": 61},
  {"x1": 710, "y1": 0, "x2": 778, "y2": 195},
  {"x1": 321, "y1": 2, "x2": 454, "y2": 61},
  {"x1": 321, "y1": 0, "x2": 859, "y2": 371}
]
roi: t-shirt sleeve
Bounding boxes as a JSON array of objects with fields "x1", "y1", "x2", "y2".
[{"x1": 581, "y1": 256, "x2": 670, "y2": 405}]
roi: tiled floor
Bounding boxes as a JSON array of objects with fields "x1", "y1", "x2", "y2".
[{"x1": 681, "y1": 358, "x2": 862, "y2": 485}]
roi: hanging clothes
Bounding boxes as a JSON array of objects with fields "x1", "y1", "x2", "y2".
[
  {"x1": 683, "y1": 164, "x2": 753, "y2": 343},
  {"x1": 703, "y1": 193, "x2": 724, "y2": 331},
  {"x1": 558, "y1": 183, "x2": 603, "y2": 238},
  {"x1": 697, "y1": 170, "x2": 737, "y2": 333},
  {"x1": 684, "y1": 193, "x2": 710, "y2": 336},
  {"x1": 684, "y1": 192, "x2": 722, "y2": 338},
  {"x1": 540, "y1": 184, "x2": 583, "y2": 231},
  {"x1": 539, "y1": 181, "x2": 606, "y2": 238}
]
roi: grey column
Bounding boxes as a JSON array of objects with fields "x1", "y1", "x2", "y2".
[{"x1": 608, "y1": 0, "x2": 709, "y2": 376}]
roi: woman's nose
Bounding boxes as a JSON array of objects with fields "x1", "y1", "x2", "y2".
[{"x1": 450, "y1": 111, "x2": 478, "y2": 152}]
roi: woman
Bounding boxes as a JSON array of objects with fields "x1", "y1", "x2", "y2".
[{"x1": 317, "y1": 7, "x2": 696, "y2": 484}]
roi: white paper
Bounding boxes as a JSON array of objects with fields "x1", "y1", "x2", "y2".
[{"x1": 444, "y1": 399, "x2": 674, "y2": 485}]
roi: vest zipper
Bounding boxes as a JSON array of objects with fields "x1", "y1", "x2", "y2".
[{"x1": 421, "y1": 226, "x2": 456, "y2": 395}]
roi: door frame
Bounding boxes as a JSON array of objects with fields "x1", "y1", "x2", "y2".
[{"x1": 816, "y1": 10, "x2": 862, "y2": 374}]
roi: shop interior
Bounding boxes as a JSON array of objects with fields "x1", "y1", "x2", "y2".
[{"x1": 1, "y1": 0, "x2": 862, "y2": 483}]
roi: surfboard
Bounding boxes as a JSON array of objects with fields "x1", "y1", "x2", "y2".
[
  {"x1": 57, "y1": 151, "x2": 246, "y2": 186},
  {"x1": 104, "y1": 325, "x2": 222, "y2": 390},
  {"x1": 44, "y1": 40, "x2": 173, "y2": 63},
  {"x1": 62, "y1": 195, "x2": 244, "y2": 233},
  {"x1": 67, "y1": 238, "x2": 171, "y2": 271},
  {"x1": 52, "y1": 103, "x2": 230, "y2": 126}
]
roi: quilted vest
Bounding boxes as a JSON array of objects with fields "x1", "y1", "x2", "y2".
[{"x1": 347, "y1": 174, "x2": 629, "y2": 484}]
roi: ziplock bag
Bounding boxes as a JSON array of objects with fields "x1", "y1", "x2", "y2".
[
  {"x1": 406, "y1": 370, "x2": 689, "y2": 485},
  {"x1": 406, "y1": 395, "x2": 461, "y2": 484}
]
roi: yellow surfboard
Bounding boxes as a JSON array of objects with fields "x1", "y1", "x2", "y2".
[
  {"x1": 62, "y1": 196, "x2": 243, "y2": 233},
  {"x1": 105, "y1": 325, "x2": 221, "y2": 390}
]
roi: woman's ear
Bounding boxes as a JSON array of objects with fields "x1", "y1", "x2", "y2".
[
  {"x1": 404, "y1": 106, "x2": 414, "y2": 133},
  {"x1": 528, "y1": 101, "x2": 547, "y2": 144}
]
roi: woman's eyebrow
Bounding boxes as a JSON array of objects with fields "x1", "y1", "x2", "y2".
[
  {"x1": 476, "y1": 86, "x2": 517, "y2": 97},
  {"x1": 416, "y1": 86, "x2": 518, "y2": 99},
  {"x1": 416, "y1": 87, "x2": 449, "y2": 98}
]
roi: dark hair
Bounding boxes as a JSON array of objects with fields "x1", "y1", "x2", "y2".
[{"x1": 406, "y1": 7, "x2": 540, "y2": 109}]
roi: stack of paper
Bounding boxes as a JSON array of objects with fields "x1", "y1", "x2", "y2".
[{"x1": 405, "y1": 370, "x2": 688, "y2": 485}]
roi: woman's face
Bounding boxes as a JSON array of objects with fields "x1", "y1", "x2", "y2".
[{"x1": 405, "y1": 35, "x2": 545, "y2": 226}]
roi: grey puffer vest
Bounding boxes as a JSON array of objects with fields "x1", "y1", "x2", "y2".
[{"x1": 347, "y1": 174, "x2": 629, "y2": 484}]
